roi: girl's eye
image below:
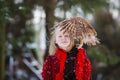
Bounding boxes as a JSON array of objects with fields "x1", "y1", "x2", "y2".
[
  {"x1": 65, "y1": 35, "x2": 69, "y2": 37},
  {"x1": 58, "y1": 35, "x2": 62, "y2": 37}
]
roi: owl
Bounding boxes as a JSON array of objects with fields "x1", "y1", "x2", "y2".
[{"x1": 53, "y1": 17, "x2": 100, "y2": 47}]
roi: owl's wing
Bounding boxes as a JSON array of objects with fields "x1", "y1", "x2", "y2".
[{"x1": 55, "y1": 17, "x2": 100, "y2": 46}]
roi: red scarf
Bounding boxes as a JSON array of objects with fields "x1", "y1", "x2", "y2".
[{"x1": 55, "y1": 48, "x2": 91, "y2": 80}]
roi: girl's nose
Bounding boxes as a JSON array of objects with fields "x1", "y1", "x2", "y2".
[{"x1": 62, "y1": 36, "x2": 67, "y2": 40}]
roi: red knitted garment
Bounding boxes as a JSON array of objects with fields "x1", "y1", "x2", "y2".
[{"x1": 42, "y1": 48, "x2": 92, "y2": 80}]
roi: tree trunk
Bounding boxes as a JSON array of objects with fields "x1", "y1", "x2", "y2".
[
  {"x1": 0, "y1": 1, "x2": 6, "y2": 80},
  {"x1": 43, "y1": 0, "x2": 55, "y2": 60},
  {"x1": 0, "y1": 15, "x2": 6, "y2": 80}
]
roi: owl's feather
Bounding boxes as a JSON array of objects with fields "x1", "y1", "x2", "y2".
[{"x1": 54, "y1": 17, "x2": 100, "y2": 46}]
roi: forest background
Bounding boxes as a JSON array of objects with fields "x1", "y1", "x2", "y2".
[{"x1": 0, "y1": 0, "x2": 120, "y2": 80}]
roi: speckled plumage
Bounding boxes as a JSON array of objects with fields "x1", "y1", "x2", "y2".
[{"x1": 53, "y1": 17, "x2": 100, "y2": 46}]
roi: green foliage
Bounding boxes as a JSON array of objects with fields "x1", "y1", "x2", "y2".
[
  {"x1": 2, "y1": 0, "x2": 36, "y2": 57},
  {"x1": 0, "y1": 0, "x2": 6, "y2": 21},
  {"x1": 94, "y1": 9, "x2": 120, "y2": 55},
  {"x1": 108, "y1": 52, "x2": 120, "y2": 65},
  {"x1": 87, "y1": 45, "x2": 120, "y2": 65},
  {"x1": 80, "y1": 0, "x2": 109, "y2": 13},
  {"x1": 6, "y1": 0, "x2": 31, "y2": 18},
  {"x1": 88, "y1": 45, "x2": 120, "y2": 80},
  {"x1": 87, "y1": 45, "x2": 107, "y2": 63},
  {"x1": 57, "y1": 0, "x2": 108, "y2": 13}
]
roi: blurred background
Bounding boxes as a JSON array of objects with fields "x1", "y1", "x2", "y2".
[{"x1": 0, "y1": 0, "x2": 120, "y2": 80}]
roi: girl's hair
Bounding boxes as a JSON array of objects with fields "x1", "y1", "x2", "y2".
[{"x1": 49, "y1": 27, "x2": 82, "y2": 55}]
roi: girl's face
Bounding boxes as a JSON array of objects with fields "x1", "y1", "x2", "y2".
[{"x1": 55, "y1": 28, "x2": 70, "y2": 50}]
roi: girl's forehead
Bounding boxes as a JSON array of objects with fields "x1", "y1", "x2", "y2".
[{"x1": 56, "y1": 28, "x2": 68, "y2": 35}]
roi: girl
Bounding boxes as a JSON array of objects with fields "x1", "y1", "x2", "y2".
[{"x1": 42, "y1": 17, "x2": 99, "y2": 80}]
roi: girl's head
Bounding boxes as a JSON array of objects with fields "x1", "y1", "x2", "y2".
[
  {"x1": 55, "y1": 27, "x2": 71, "y2": 50},
  {"x1": 49, "y1": 27, "x2": 80, "y2": 55}
]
